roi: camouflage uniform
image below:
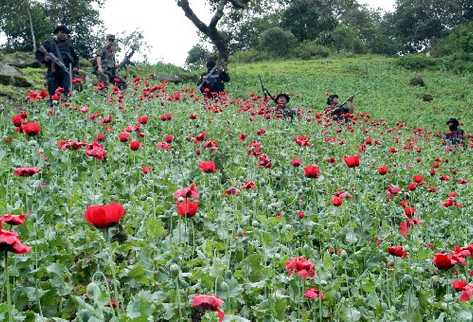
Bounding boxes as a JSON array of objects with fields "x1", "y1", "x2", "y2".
[{"x1": 96, "y1": 44, "x2": 117, "y2": 83}]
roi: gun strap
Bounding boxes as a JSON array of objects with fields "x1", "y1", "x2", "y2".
[{"x1": 52, "y1": 40, "x2": 65, "y2": 65}]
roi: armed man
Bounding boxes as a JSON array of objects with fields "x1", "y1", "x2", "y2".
[
  {"x1": 198, "y1": 59, "x2": 230, "y2": 98},
  {"x1": 324, "y1": 94, "x2": 355, "y2": 122},
  {"x1": 443, "y1": 118, "x2": 465, "y2": 147},
  {"x1": 95, "y1": 34, "x2": 118, "y2": 84},
  {"x1": 35, "y1": 25, "x2": 79, "y2": 104},
  {"x1": 274, "y1": 93, "x2": 296, "y2": 121}
]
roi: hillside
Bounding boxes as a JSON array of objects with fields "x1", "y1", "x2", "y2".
[{"x1": 0, "y1": 54, "x2": 472, "y2": 321}]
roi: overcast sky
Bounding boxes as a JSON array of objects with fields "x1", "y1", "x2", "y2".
[{"x1": 103, "y1": 0, "x2": 395, "y2": 66}]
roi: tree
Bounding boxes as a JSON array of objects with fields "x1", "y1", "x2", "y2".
[
  {"x1": 186, "y1": 44, "x2": 212, "y2": 69},
  {"x1": 392, "y1": 0, "x2": 473, "y2": 52},
  {"x1": 176, "y1": 0, "x2": 274, "y2": 62},
  {"x1": 259, "y1": 27, "x2": 297, "y2": 56}
]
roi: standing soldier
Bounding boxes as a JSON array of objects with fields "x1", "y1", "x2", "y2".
[
  {"x1": 35, "y1": 25, "x2": 79, "y2": 104},
  {"x1": 198, "y1": 60, "x2": 230, "y2": 98},
  {"x1": 95, "y1": 34, "x2": 118, "y2": 85}
]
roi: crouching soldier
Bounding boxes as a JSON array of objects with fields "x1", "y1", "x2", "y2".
[
  {"x1": 274, "y1": 93, "x2": 296, "y2": 121},
  {"x1": 444, "y1": 118, "x2": 465, "y2": 146},
  {"x1": 35, "y1": 25, "x2": 79, "y2": 104},
  {"x1": 325, "y1": 94, "x2": 355, "y2": 122}
]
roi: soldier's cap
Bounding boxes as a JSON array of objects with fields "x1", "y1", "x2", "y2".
[
  {"x1": 276, "y1": 93, "x2": 290, "y2": 102},
  {"x1": 54, "y1": 25, "x2": 71, "y2": 35},
  {"x1": 446, "y1": 118, "x2": 460, "y2": 127}
]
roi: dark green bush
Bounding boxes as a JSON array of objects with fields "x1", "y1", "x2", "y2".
[
  {"x1": 397, "y1": 55, "x2": 438, "y2": 70},
  {"x1": 294, "y1": 41, "x2": 331, "y2": 60},
  {"x1": 259, "y1": 27, "x2": 297, "y2": 57},
  {"x1": 230, "y1": 49, "x2": 271, "y2": 64}
]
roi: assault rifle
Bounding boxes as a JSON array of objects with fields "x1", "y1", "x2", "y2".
[
  {"x1": 198, "y1": 64, "x2": 219, "y2": 92},
  {"x1": 38, "y1": 45, "x2": 71, "y2": 77},
  {"x1": 331, "y1": 93, "x2": 357, "y2": 115},
  {"x1": 118, "y1": 48, "x2": 136, "y2": 70},
  {"x1": 258, "y1": 76, "x2": 276, "y2": 103}
]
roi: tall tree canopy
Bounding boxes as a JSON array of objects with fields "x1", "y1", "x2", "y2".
[{"x1": 0, "y1": 0, "x2": 105, "y2": 58}]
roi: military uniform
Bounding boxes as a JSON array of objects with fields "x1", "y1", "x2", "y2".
[
  {"x1": 275, "y1": 107, "x2": 296, "y2": 121},
  {"x1": 95, "y1": 44, "x2": 117, "y2": 83},
  {"x1": 444, "y1": 129, "x2": 465, "y2": 146},
  {"x1": 35, "y1": 36, "x2": 78, "y2": 98}
]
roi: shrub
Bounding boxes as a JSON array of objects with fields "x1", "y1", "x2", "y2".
[
  {"x1": 294, "y1": 41, "x2": 331, "y2": 60},
  {"x1": 259, "y1": 27, "x2": 297, "y2": 57},
  {"x1": 230, "y1": 49, "x2": 271, "y2": 64},
  {"x1": 398, "y1": 55, "x2": 438, "y2": 71}
]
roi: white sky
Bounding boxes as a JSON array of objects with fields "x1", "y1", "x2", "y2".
[{"x1": 102, "y1": 0, "x2": 395, "y2": 66}]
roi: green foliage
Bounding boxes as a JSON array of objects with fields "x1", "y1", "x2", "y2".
[
  {"x1": 259, "y1": 27, "x2": 297, "y2": 57},
  {"x1": 229, "y1": 49, "x2": 271, "y2": 63},
  {"x1": 397, "y1": 54, "x2": 438, "y2": 71},
  {"x1": 432, "y1": 21, "x2": 473, "y2": 57},
  {"x1": 185, "y1": 45, "x2": 212, "y2": 70},
  {"x1": 293, "y1": 41, "x2": 331, "y2": 60},
  {"x1": 331, "y1": 24, "x2": 366, "y2": 54}
]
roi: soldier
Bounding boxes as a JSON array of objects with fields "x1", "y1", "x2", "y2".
[
  {"x1": 444, "y1": 118, "x2": 465, "y2": 146},
  {"x1": 274, "y1": 93, "x2": 296, "y2": 121},
  {"x1": 35, "y1": 25, "x2": 79, "y2": 103},
  {"x1": 325, "y1": 94, "x2": 355, "y2": 122},
  {"x1": 95, "y1": 34, "x2": 118, "y2": 84},
  {"x1": 198, "y1": 60, "x2": 230, "y2": 97}
]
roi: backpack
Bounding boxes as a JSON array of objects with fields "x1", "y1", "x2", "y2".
[{"x1": 201, "y1": 73, "x2": 221, "y2": 93}]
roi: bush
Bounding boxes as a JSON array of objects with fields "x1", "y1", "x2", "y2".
[
  {"x1": 432, "y1": 21, "x2": 473, "y2": 57},
  {"x1": 398, "y1": 55, "x2": 438, "y2": 70},
  {"x1": 185, "y1": 45, "x2": 212, "y2": 70},
  {"x1": 259, "y1": 27, "x2": 297, "y2": 57},
  {"x1": 294, "y1": 41, "x2": 331, "y2": 60},
  {"x1": 230, "y1": 49, "x2": 271, "y2": 64}
]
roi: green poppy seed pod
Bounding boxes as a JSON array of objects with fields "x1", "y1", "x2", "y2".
[
  {"x1": 86, "y1": 282, "x2": 100, "y2": 299},
  {"x1": 170, "y1": 263, "x2": 180, "y2": 274}
]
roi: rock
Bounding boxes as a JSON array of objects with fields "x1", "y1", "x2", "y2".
[
  {"x1": 409, "y1": 75, "x2": 425, "y2": 87},
  {"x1": 0, "y1": 52, "x2": 40, "y2": 68},
  {"x1": 157, "y1": 74, "x2": 183, "y2": 84},
  {"x1": 422, "y1": 94, "x2": 433, "y2": 102},
  {"x1": 0, "y1": 63, "x2": 33, "y2": 87}
]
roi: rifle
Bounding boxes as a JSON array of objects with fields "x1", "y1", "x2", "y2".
[
  {"x1": 118, "y1": 48, "x2": 136, "y2": 70},
  {"x1": 331, "y1": 93, "x2": 357, "y2": 115},
  {"x1": 258, "y1": 76, "x2": 276, "y2": 103},
  {"x1": 198, "y1": 64, "x2": 219, "y2": 92},
  {"x1": 38, "y1": 45, "x2": 70, "y2": 77}
]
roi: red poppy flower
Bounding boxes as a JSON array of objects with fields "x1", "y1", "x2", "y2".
[
  {"x1": 452, "y1": 279, "x2": 468, "y2": 291},
  {"x1": 331, "y1": 196, "x2": 343, "y2": 207},
  {"x1": 164, "y1": 135, "x2": 174, "y2": 143},
  {"x1": 0, "y1": 214, "x2": 27, "y2": 226},
  {"x1": 407, "y1": 182, "x2": 417, "y2": 191},
  {"x1": 304, "y1": 164, "x2": 320, "y2": 178},
  {"x1": 0, "y1": 228, "x2": 31, "y2": 254},
  {"x1": 199, "y1": 161, "x2": 217, "y2": 173},
  {"x1": 14, "y1": 167, "x2": 40, "y2": 177},
  {"x1": 304, "y1": 288, "x2": 325, "y2": 300},
  {"x1": 285, "y1": 256, "x2": 316, "y2": 279},
  {"x1": 377, "y1": 165, "x2": 388, "y2": 175},
  {"x1": 224, "y1": 187, "x2": 239, "y2": 196},
  {"x1": 386, "y1": 185, "x2": 401, "y2": 200},
  {"x1": 413, "y1": 175, "x2": 424, "y2": 183},
  {"x1": 387, "y1": 246, "x2": 408, "y2": 257},
  {"x1": 101, "y1": 114, "x2": 113, "y2": 124},
  {"x1": 95, "y1": 133, "x2": 105, "y2": 142},
  {"x1": 86, "y1": 142, "x2": 107, "y2": 161},
  {"x1": 457, "y1": 178, "x2": 468, "y2": 185},
  {"x1": 11, "y1": 112, "x2": 27, "y2": 127},
  {"x1": 156, "y1": 142, "x2": 171, "y2": 151},
  {"x1": 141, "y1": 166, "x2": 152, "y2": 175},
  {"x1": 291, "y1": 159, "x2": 302, "y2": 167},
  {"x1": 404, "y1": 207, "x2": 416, "y2": 218},
  {"x1": 84, "y1": 202, "x2": 125, "y2": 229},
  {"x1": 129, "y1": 140, "x2": 141, "y2": 151},
  {"x1": 159, "y1": 113, "x2": 172, "y2": 121},
  {"x1": 459, "y1": 285, "x2": 473, "y2": 302},
  {"x1": 257, "y1": 154, "x2": 272, "y2": 169},
  {"x1": 21, "y1": 122, "x2": 41, "y2": 136},
  {"x1": 344, "y1": 155, "x2": 360, "y2": 168},
  {"x1": 256, "y1": 128, "x2": 266, "y2": 136},
  {"x1": 295, "y1": 135, "x2": 311, "y2": 147},
  {"x1": 433, "y1": 253, "x2": 455, "y2": 270},
  {"x1": 440, "y1": 175, "x2": 450, "y2": 182},
  {"x1": 242, "y1": 180, "x2": 256, "y2": 190},
  {"x1": 137, "y1": 115, "x2": 149, "y2": 124},
  {"x1": 388, "y1": 147, "x2": 397, "y2": 153},
  {"x1": 191, "y1": 295, "x2": 224, "y2": 322},
  {"x1": 118, "y1": 132, "x2": 130, "y2": 142},
  {"x1": 239, "y1": 134, "x2": 246, "y2": 142},
  {"x1": 189, "y1": 113, "x2": 198, "y2": 120},
  {"x1": 175, "y1": 184, "x2": 200, "y2": 217},
  {"x1": 297, "y1": 211, "x2": 305, "y2": 219}
]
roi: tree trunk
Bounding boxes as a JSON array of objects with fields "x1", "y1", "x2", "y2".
[
  {"x1": 177, "y1": 0, "x2": 229, "y2": 63},
  {"x1": 25, "y1": 0, "x2": 37, "y2": 52}
]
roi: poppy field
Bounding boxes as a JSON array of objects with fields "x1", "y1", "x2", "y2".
[{"x1": 1, "y1": 56, "x2": 473, "y2": 321}]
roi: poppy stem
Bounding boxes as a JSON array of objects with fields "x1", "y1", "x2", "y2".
[{"x1": 4, "y1": 251, "x2": 12, "y2": 322}]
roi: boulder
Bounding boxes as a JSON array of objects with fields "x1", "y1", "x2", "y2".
[
  {"x1": 409, "y1": 75, "x2": 425, "y2": 87},
  {"x1": 0, "y1": 63, "x2": 33, "y2": 87},
  {"x1": 0, "y1": 52, "x2": 40, "y2": 68},
  {"x1": 157, "y1": 74, "x2": 183, "y2": 84},
  {"x1": 422, "y1": 94, "x2": 433, "y2": 102}
]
